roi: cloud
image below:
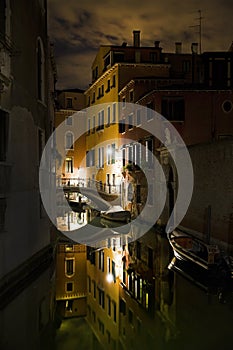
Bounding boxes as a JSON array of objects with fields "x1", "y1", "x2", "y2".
[{"x1": 47, "y1": 0, "x2": 233, "y2": 89}]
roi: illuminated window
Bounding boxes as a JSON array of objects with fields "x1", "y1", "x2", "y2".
[
  {"x1": 65, "y1": 132, "x2": 74, "y2": 149},
  {"x1": 65, "y1": 258, "x2": 74, "y2": 276},
  {"x1": 65, "y1": 244, "x2": 74, "y2": 252},
  {"x1": 65, "y1": 157, "x2": 73, "y2": 173}
]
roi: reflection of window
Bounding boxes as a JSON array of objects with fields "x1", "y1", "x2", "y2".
[
  {"x1": 66, "y1": 282, "x2": 73, "y2": 292},
  {"x1": 65, "y1": 157, "x2": 73, "y2": 173},
  {"x1": 0, "y1": 110, "x2": 9, "y2": 161},
  {"x1": 65, "y1": 258, "x2": 74, "y2": 276},
  {"x1": 161, "y1": 97, "x2": 185, "y2": 121},
  {"x1": 65, "y1": 132, "x2": 74, "y2": 149}
]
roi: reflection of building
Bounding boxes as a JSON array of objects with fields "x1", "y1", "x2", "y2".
[
  {"x1": 0, "y1": 0, "x2": 56, "y2": 348},
  {"x1": 86, "y1": 241, "x2": 123, "y2": 349},
  {"x1": 55, "y1": 89, "x2": 86, "y2": 184},
  {"x1": 56, "y1": 240, "x2": 87, "y2": 318}
]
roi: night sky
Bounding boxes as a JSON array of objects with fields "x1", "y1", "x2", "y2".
[{"x1": 48, "y1": 0, "x2": 233, "y2": 90}]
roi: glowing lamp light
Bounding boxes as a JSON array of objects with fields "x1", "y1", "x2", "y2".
[{"x1": 106, "y1": 273, "x2": 114, "y2": 283}]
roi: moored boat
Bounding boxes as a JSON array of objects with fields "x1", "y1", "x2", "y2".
[{"x1": 101, "y1": 205, "x2": 131, "y2": 223}]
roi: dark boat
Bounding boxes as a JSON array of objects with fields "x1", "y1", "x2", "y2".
[{"x1": 168, "y1": 229, "x2": 233, "y2": 298}]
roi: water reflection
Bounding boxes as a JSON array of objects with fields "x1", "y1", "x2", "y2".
[
  {"x1": 2, "y1": 212, "x2": 233, "y2": 349},
  {"x1": 55, "y1": 214, "x2": 233, "y2": 349}
]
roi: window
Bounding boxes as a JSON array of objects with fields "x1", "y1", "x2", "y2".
[
  {"x1": 145, "y1": 139, "x2": 153, "y2": 167},
  {"x1": 92, "y1": 115, "x2": 96, "y2": 132},
  {"x1": 98, "y1": 250, "x2": 104, "y2": 272},
  {"x1": 65, "y1": 132, "x2": 74, "y2": 149},
  {"x1": 65, "y1": 116, "x2": 72, "y2": 126},
  {"x1": 65, "y1": 157, "x2": 73, "y2": 173},
  {"x1": 222, "y1": 100, "x2": 233, "y2": 113},
  {"x1": 136, "y1": 241, "x2": 141, "y2": 260},
  {"x1": 106, "y1": 79, "x2": 111, "y2": 92},
  {"x1": 146, "y1": 102, "x2": 153, "y2": 121},
  {"x1": 136, "y1": 109, "x2": 141, "y2": 126},
  {"x1": 107, "y1": 106, "x2": 111, "y2": 125},
  {"x1": 150, "y1": 52, "x2": 157, "y2": 63},
  {"x1": 91, "y1": 92, "x2": 95, "y2": 103},
  {"x1": 148, "y1": 248, "x2": 153, "y2": 269},
  {"x1": 112, "y1": 103, "x2": 116, "y2": 123},
  {"x1": 98, "y1": 147, "x2": 104, "y2": 168},
  {"x1": 106, "y1": 330, "x2": 111, "y2": 344},
  {"x1": 88, "y1": 276, "x2": 91, "y2": 293},
  {"x1": 98, "y1": 319, "x2": 104, "y2": 334},
  {"x1": 0, "y1": 110, "x2": 9, "y2": 161},
  {"x1": 66, "y1": 282, "x2": 73, "y2": 292},
  {"x1": 92, "y1": 311, "x2": 96, "y2": 323},
  {"x1": 37, "y1": 38, "x2": 45, "y2": 102},
  {"x1": 161, "y1": 97, "x2": 185, "y2": 121},
  {"x1": 98, "y1": 288, "x2": 105, "y2": 309},
  {"x1": 122, "y1": 97, "x2": 126, "y2": 108},
  {"x1": 107, "y1": 295, "x2": 111, "y2": 316},
  {"x1": 92, "y1": 280, "x2": 96, "y2": 298},
  {"x1": 87, "y1": 118, "x2": 91, "y2": 135},
  {"x1": 104, "y1": 54, "x2": 111, "y2": 70},
  {"x1": 112, "y1": 261, "x2": 116, "y2": 283},
  {"x1": 182, "y1": 60, "x2": 191, "y2": 73},
  {"x1": 107, "y1": 144, "x2": 115, "y2": 165},
  {"x1": 119, "y1": 118, "x2": 125, "y2": 133},
  {"x1": 128, "y1": 309, "x2": 133, "y2": 325},
  {"x1": 129, "y1": 90, "x2": 134, "y2": 102},
  {"x1": 0, "y1": 198, "x2": 7, "y2": 232},
  {"x1": 86, "y1": 149, "x2": 95, "y2": 167},
  {"x1": 65, "y1": 258, "x2": 74, "y2": 276},
  {"x1": 120, "y1": 299, "x2": 126, "y2": 315},
  {"x1": 112, "y1": 301, "x2": 117, "y2": 322},
  {"x1": 148, "y1": 184, "x2": 154, "y2": 205},
  {"x1": 107, "y1": 257, "x2": 111, "y2": 274},
  {"x1": 66, "y1": 98, "x2": 73, "y2": 109},
  {"x1": 97, "y1": 110, "x2": 104, "y2": 130},
  {"x1": 128, "y1": 113, "x2": 133, "y2": 130},
  {"x1": 111, "y1": 75, "x2": 116, "y2": 88}
]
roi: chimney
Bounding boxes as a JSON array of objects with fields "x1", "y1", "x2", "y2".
[
  {"x1": 191, "y1": 42, "x2": 198, "y2": 54},
  {"x1": 154, "y1": 41, "x2": 160, "y2": 48},
  {"x1": 175, "y1": 42, "x2": 182, "y2": 54},
  {"x1": 133, "y1": 30, "x2": 140, "y2": 47}
]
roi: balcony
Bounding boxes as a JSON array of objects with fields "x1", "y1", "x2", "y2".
[{"x1": 0, "y1": 162, "x2": 11, "y2": 194}]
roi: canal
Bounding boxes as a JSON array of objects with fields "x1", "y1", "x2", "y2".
[{"x1": 1, "y1": 209, "x2": 233, "y2": 350}]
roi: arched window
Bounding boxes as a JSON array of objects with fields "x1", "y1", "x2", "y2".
[
  {"x1": 37, "y1": 37, "x2": 45, "y2": 102},
  {"x1": 65, "y1": 132, "x2": 74, "y2": 149}
]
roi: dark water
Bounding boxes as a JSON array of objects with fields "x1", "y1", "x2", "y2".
[{"x1": 2, "y1": 223, "x2": 233, "y2": 350}]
